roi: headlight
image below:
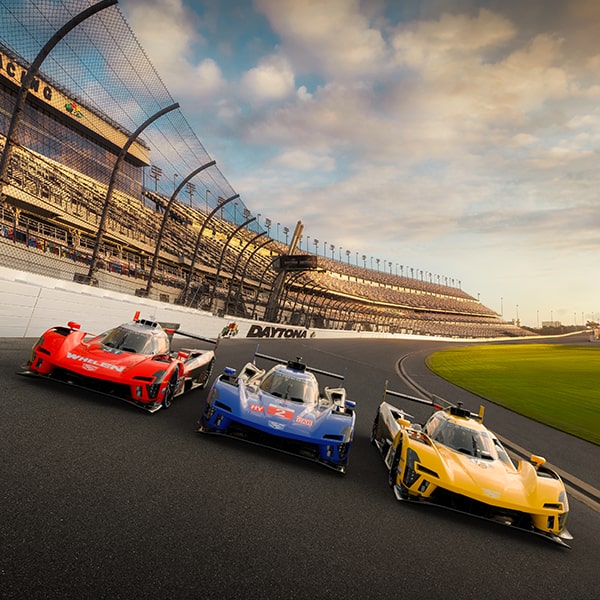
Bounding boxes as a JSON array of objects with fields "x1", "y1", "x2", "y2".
[
  {"x1": 146, "y1": 383, "x2": 160, "y2": 399},
  {"x1": 403, "y1": 448, "x2": 421, "y2": 488}
]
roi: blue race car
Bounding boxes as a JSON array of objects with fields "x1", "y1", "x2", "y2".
[{"x1": 197, "y1": 351, "x2": 356, "y2": 473}]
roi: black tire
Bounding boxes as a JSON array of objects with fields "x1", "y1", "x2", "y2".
[
  {"x1": 388, "y1": 444, "x2": 402, "y2": 487},
  {"x1": 370, "y1": 412, "x2": 379, "y2": 445},
  {"x1": 198, "y1": 357, "x2": 215, "y2": 390},
  {"x1": 162, "y1": 370, "x2": 179, "y2": 409}
]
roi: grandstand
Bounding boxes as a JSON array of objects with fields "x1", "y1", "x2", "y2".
[{"x1": 0, "y1": 1, "x2": 532, "y2": 339}]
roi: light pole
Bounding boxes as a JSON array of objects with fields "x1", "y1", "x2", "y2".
[
  {"x1": 186, "y1": 181, "x2": 196, "y2": 207},
  {"x1": 150, "y1": 165, "x2": 162, "y2": 192}
]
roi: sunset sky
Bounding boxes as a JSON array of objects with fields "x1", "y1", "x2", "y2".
[{"x1": 119, "y1": 0, "x2": 600, "y2": 327}]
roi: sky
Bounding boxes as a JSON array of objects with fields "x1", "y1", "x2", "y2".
[{"x1": 118, "y1": 0, "x2": 600, "y2": 328}]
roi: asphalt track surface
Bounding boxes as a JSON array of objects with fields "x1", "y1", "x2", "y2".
[{"x1": 2, "y1": 334, "x2": 599, "y2": 600}]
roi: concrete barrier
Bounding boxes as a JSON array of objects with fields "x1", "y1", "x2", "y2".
[{"x1": 0, "y1": 265, "x2": 521, "y2": 342}]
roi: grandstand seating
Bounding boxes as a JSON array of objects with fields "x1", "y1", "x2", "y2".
[{"x1": 0, "y1": 102, "x2": 533, "y2": 339}]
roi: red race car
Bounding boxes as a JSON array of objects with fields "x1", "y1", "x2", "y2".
[{"x1": 20, "y1": 313, "x2": 217, "y2": 412}]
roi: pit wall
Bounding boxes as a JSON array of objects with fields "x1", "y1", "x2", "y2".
[{"x1": 0, "y1": 265, "x2": 511, "y2": 342}]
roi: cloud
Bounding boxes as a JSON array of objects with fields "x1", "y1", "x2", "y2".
[
  {"x1": 391, "y1": 8, "x2": 517, "y2": 69},
  {"x1": 270, "y1": 149, "x2": 335, "y2": 171},
  {"x1": 239, "y1": 54, "x2": 295, "y2": 104},
  {"x1": 120, "y1": 0, "x2": 227, "y2": 100},
  {"x1": 255, "y1": 0, "x2": 389, "y2": 79}
]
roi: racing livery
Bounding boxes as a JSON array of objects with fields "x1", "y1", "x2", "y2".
[
  {"x1": 20, "y1": 313, "x2": 216, "y2": 412},
  {"x1": 198, "y1": 351, "x2": 356, "y2": 473},
  {"x1": 371, "y1": 387, "x2": 572, "y2": 546}
]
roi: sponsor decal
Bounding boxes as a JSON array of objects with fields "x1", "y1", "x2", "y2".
[
  {"x1": 220, "y1": 322, "x2": 239, "y2": 338},
  {"x1": 82, "y1": 364, "x2": 98, "y2": 372},
  {"x1": 249, "y1": 404, "x2": 264, "y2": 413},
  {"x1": 247, "y1": 324, "x2": 307, "y2": 339},
  {"x1": 268, "y1": 421, "x2": 286, "y2": 430},
  {"x1": 295, "y1": 416, "x2": 313, "y2": 427},
  {"x1": 65, "y1": 101, "x2": 83, "y2": 118},
  {"x1": 66, "y1": 351, "x2": 125, "y2": 373},
  {"x1": 267, "y1": 404, "x2": 294, "y2": 420}
]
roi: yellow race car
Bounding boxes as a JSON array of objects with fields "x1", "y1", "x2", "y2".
[{"x1": 371, "y1": 388, "x2": 572, "y2": 547}]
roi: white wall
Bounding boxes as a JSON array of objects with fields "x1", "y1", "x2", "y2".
[{"x1": 0, "y1": 265, "x2": 493, "y2": 342}]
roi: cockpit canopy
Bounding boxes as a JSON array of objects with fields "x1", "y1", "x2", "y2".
[
  {"x1": 425, "y1": 411, "x2": 499, "y2": 460},
  {"x1": 259, "y1": 366, "x2": 319, "y2": 404},
  {"x1": 95, "y1": 322, "x2": 170, "y2": 355}
]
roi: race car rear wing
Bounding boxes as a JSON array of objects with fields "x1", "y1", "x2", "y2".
[
  {"x1": 382, "y1": 380, "x2": 485, "y2": 422},
  {"x1": 175, "y1": 329, "x2": 219, "y2": 347},
  {"x1": 253, "y1": 347, "x2": 346, "y2": 383}
]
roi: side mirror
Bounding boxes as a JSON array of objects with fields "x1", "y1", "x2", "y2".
[
  {"x1": 530, "y1": 454, "x2": 546, "y2": 468},
  {"x1": 397, "y1": 418, "x2": 411, "y2": 428}
]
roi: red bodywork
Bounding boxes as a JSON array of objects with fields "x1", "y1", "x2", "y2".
[{"x1": 23, "y1": 318, "x2": 215, "y2": 412}]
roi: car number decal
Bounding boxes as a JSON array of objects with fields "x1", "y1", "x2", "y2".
[{"x1": 267, "y1": 405, "x2": 294, "y2": 420}]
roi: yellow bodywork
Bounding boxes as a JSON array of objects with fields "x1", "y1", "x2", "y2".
[{"x1": 388, "y1": 407, "x2": 569, "y2": 537}]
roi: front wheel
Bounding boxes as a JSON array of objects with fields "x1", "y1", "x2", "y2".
[
  {"x1": 162, "y1": 370, "x2": 179, "y2": 409},
  {"x1": 388, "y1": 445, "x2": 402, "y2": 487}
]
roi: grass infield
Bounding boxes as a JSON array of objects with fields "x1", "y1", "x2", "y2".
[{"x1": 426, "y1": 344, "x2": 600, "y2": 446}]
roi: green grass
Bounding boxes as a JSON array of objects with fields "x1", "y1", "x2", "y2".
[{"x1": 426, "y1": 344, "x2": 600, "y2": 445}]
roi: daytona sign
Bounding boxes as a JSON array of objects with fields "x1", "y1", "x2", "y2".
[{"x1": 246, "y1": 325, "x2": 307, "y2": 339}]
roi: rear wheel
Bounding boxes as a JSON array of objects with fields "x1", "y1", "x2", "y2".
[
  {"x1": 198, "y1": 357, "x2": 215, "y2": 389},
  {"x1": 162, "y1": 370, "x2": 179, "y2": 409}
]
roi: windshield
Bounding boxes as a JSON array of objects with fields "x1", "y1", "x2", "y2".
[
  {"x1": 426, "y1": 413, "x2": 498, "y2": 460},
  {"x1": 259, "y1": 371, "x2": 318, "y2": 404},
  {"x1": 96, "y1": 326, "x2": 169, "y2": 355}
]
